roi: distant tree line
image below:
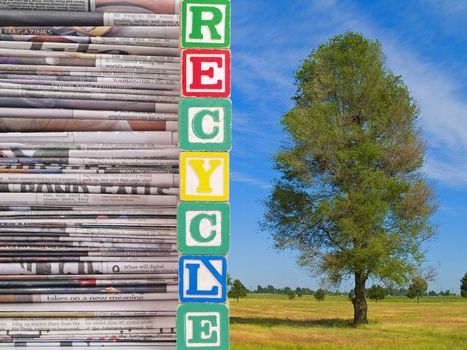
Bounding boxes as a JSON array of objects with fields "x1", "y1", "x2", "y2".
[
  {"x1": 252, "y1": 283, "x2": 459, "y2": 298},
  {"x1": 230, "y1": 271, "x2": 467, "y2": 301},
  {"x1": 253, "y1": 285, "x2": 342, "y2": 297}
]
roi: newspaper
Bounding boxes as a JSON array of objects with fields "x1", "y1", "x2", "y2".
[
  {"x1": 0, "y1": 119, "x2": 178, "y2": 132},
  {"x1": 0, "y1": 82, "x2": 179, "y2": 96},
  {"x1": 0, "y1": 173, "x2": 179, "y2": 186},
  {"x1": 0, "y1": 4, "x2": 181, "y2": 346},
  {"x1": 0, "y1": 41, "x2": 179, "y2": 56},
  {"x1": 0, "y1": 97, "x2": 178, "y2": 113},
  {"x1": 0, "y1": 26, "x2": 180, "y2": 39},
  {"x1": 0, "y1": 77, "x2": 180, "y2": 90},
  {"x1": 0, "y1": 10, "x2": 179, "y2": 26},
  {"x1": 0, "y1": 261, "x2": 178, "y2": 275},
  {"x1": 0, "y1": 89, "x2": 180, "y2": 103},
  {"x1": 0, "y1": 149, "x2": 179, "y2": 158},
  {"x1": 0, "y1": 80, "x2": 179, "y2": 93},
  {"x1": 0, "y1": 193, "x2": 178, "y2": 206},
  {"x1": 0, "y1": 0, "x2": 181, "y2": 14},
  {"x1": 0, "y1": 34, "x2": 180, "y2": 47},
  {"x1": 0, "y1": 108, "x2": 178, "y2": 121},
  {"x1": 0, "y1": 131, "x2": 178, "y2": 143}
]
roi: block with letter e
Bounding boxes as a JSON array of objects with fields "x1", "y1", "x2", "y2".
[
  {"x1": 179, "y1": 256, "x2": 227, "y2": 303},
  {"x1": 182, "y1": 49, "x2": 231, "y2": 98},
  {"x1": 180, "y1": 152, "x2": 229, "y2": 201},
  {"x1": 182, "y1": 0, "x2": 231, "y2": 48},
  {"x1": 177, "y1": 303, "x2": 229, "y2": 350},
  {"x1": 180, "y1": 98, "x2": 232, "y2": 152},
  {"x1": 178, "y1": 202, "x2": 230, "y2": 255}
]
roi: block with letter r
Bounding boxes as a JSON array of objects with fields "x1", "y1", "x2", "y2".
[
  {"x1": 180, "y1": 98, "x2": 232, "y2": 152},
  {"x1": 177, "y1": 303, "x2": 229, "y2": 350},
  {"x1": 179, "y1": 256, "x2": 227, "y2": 303},
  {"x1": 178, "y1": 202, "x2": 230, "y2": 255},
  {"x1": 182, "y1": 0, "x2": 231, "y2": 48}
]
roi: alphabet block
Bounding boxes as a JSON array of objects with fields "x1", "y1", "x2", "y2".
[
  {"x1": 179, "y1": 98, "x2": 232, "y2": 152},
  {"x1": 179, "y1": 256, "x2": 227, "y2": 303},
  {"x1": 182, "y1": 0, "x2": 231, "y2": 48},
  {"x1": 180, "y1": 152, "x2": 229, "y2": 201},
  {"x1": 178, "y1": 202, "x2": 230, "y2": 255},
  {"x1": 182, "y1": 49, "x2": 231, "y2": 98},
  {"x1": 177, "y1": 303, "x2": 229, "y2": 350}
]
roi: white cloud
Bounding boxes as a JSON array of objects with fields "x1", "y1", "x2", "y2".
[{"x1": 231, "y1": 171, "x2": 271, "y2": 190}]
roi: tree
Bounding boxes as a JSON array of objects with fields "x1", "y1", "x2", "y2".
[
  {"x1": 406, "y1": 276, "x2": 428, "y2": 302},
  {"x1": 228, "y1": 279, "x2": 248, "y2": 302},
  {"x1": 461, "y1": 273, "x2": 467, "y2": 298},
  {"x1": 287, "y1": 290, "x2": 296, "y2": 300},
  {"x1": 367, "y1": 285, "x2": 386, "y2": 302},
  {"x1": 314, "y1": 288, "x2": 326, "y2": 301},
  {"x1": 428, "y1": 290, "x2": 438, "y2": 297},
  {"x1": 261, "y1": 32, "x2": 436, "y2": 326}
]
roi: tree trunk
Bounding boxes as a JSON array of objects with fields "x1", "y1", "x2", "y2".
[{"x1": 352, "y1": 271, "x2": 368, "y2": 326}]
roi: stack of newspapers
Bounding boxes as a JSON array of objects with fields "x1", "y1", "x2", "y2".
[{"x1": 0, "y1": 0, "x2": 180, "y2": 349}]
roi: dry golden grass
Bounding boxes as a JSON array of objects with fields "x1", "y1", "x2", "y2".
[{"x1": 230, "y1": 294, "x2": 467, "y2": 350}]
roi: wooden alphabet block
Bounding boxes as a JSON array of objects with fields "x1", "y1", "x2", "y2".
[
  {"x1": 180, "y1": 152, "x2": 229, "y2": 201},
  {"x1": 182, "y1": 0, "x2": 231, "y2": 48},
  {"x1": 182, "y1": 49, "x2": 231, "y2": 98},
  {"x1": 178, "y1": 202, "x2": 230, "y2": 255},
  {"x1": 179, "y1": 98, "x2": 232, "y2": 152},
  {"x1": 177, "y1": 303, "x2": 229, "y2": 350}
]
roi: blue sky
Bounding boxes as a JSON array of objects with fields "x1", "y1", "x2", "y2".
[{"x1": 229, "y1": 0, "x2": 467, "y2": 293}]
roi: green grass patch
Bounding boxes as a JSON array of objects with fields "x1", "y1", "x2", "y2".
[{"x1": 230, "y1": 295, "x2": 467, "y2": 350}]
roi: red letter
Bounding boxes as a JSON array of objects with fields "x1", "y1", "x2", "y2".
[{"x1": 189, "y1": 56, "x2": 223, "y2": 90}]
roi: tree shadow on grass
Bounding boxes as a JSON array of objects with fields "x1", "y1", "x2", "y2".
[{"x1": 230, "y1": 317, "x2": 353, "y2": 329}]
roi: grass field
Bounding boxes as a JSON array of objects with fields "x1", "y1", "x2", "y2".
[{"x1": 230, "y1": 294, "x2": 467, "y2": 350}]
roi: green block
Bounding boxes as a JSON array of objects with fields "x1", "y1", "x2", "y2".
[
  {"x1": 182, "y1": 0, "x2": 231, "y2": 48},
  {"x1": 179, "y1": 98, "x2": 232, "y2": 152},
  {"x1": 178, "y1": 202, "x2": 230, "y2": 255},
  {"x1": 177, "y1": 303, "x2": 229, "y2": 350}
]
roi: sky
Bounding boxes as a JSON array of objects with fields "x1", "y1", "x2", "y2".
[{"x1": 229, "y1": 0, "x2": 467, "y2": 293}]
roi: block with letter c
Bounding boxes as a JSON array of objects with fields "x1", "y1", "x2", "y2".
[{"x1": 179, "y1": 98, "x2": 232, "y2": 152}]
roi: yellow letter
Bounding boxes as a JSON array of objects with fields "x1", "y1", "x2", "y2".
[{"x1": 188, "y1": 159, "x2": 222, "y2": 193}]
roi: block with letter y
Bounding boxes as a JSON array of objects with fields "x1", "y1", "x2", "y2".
[
  {"x1": 179, "y1": 256, "x2": 227, "y2": 303},
  {"x1": 180, "y1": 152, "x2": 229, "y2": 201},
  {"x1": 177, "y1": 303, "x2": 229, "y2": 350}
]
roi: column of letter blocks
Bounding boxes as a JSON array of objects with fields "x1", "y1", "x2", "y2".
[{"x1": 178, "y1": 1, "x2": 231, "y2": 349}]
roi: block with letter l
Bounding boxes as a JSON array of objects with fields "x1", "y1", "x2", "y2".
[
  {"x1": 177, "y1": 303, "x2": 229, "y2": 350},
  {"x1": 179, "y1": 256, "x2": 227, "y2": 303}
]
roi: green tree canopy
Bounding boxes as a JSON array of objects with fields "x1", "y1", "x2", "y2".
[
  {"x1": 287, "y1": 290, "x2": 296, "y2": 300},
  {"x1": 367, "y1": 284, "x2": 386, "y2": 302},
  {"x1": 406, "y1": 276, "x2": 428, "y2": 302},
  {"x1": 314, "y1": 288, "x2": 326, "y2": 301},
  {"x1": 261, "y1": 32, "x2": 436, "y2": 326},
  {"x1": 228, "y1": 279, "x2": 248, "y2": 302},
  {"x1": 461, "y1": 273, "x2": 467, "y2": 298}
]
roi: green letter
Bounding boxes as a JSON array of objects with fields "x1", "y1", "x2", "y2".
[
  {"x1": 192, "y1": 109, "x2": 220, "y2": 140},
  {"x1": 187, "y1": 315, "x2": 218, "y2": 344},
  {"x1": 189, "y1": 6, "x2": 223, "y2": 41}
]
